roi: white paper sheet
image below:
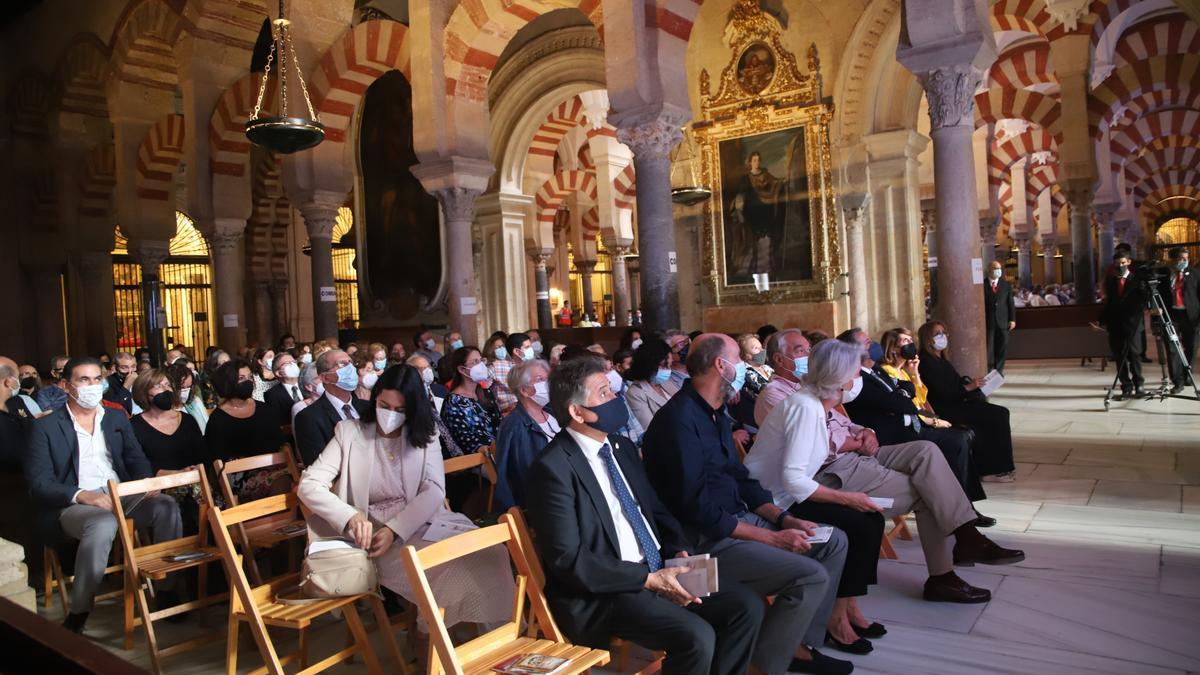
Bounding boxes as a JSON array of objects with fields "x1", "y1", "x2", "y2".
[
  {"x1": 979, "y1": 369, "x2": 1005, "y2": 396},
  {"x1": 870, "y1": 497, "x2": 894, "y2": 509}
]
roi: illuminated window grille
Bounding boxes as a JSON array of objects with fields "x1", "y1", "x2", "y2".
[
  {"x1": 111, "y1": 212, "x2": 216, "y2": 355},
  {"x1": 1157, "y1": 217, "x2": 1200, "y2": 262},
  {"x1": 565, "y1": 234, "x2": 616, "y2": 324},
  {"x1": 331, "y1": 206, "x2": 359, "y2": 329}
]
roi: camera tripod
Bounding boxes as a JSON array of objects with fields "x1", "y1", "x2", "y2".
[{"x1": 1103, "y1": 283, "x2": 1199, "y2": 410}]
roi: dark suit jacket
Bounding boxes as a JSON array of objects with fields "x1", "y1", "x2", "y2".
[
  {"x1": 842, "y1": 368, "x2": 921, "y2": 446},
  {"x1": 293, "y1": 394, "x2": 370, "y2": 465},
  {"x1": 24, "y1": 405, "x2": 153, "y2": 543},
  {"x1": 264, "y1": 381, "x2": 302, "y2": 426},
  {"x1": 983, "y1": 278, "x2": 1016, "y2": 328},
  {"x1": 526, "y1": 431, "x2": 691, "y2": 647},
  {"x1": 1164, "y1": 265, "x2": 1200, "y2": 323},
  {"x1": 1102, "y1": 274, "x2": 1145, "y2": 334},
  {"x1": 102, "y1": 373, "x2": 134, "y2": 414}
]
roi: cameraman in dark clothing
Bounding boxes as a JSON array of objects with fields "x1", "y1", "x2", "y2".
[
  {"x1": 1102, "y1": 252, "x2": 1146, "y2": 398},
  {"x1": 1163, "y1": 248, "x2": 1198, "y2": 394}
]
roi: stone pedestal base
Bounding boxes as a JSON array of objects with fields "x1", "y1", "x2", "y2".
[{"x1": 0, "y1": 539, "x2": 33, "y2": 612}]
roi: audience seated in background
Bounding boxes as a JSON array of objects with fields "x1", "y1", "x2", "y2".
[
  {"x1": 526, "y1": 355, "x2": 764, "y2": 675},
  {"x1": 405, "y1": 354, "x2": 463, "y2": 464},
  {"x1": 754, "y1": 328, "x2": 812, "y2": 426},
  {"x1": 166, "y1": 361, "x2": 208, "y2": 434},
  {"x1": 414, "y1": 327, "x2": 444, "y2": 370},
  {"x1": 731, "y1": 333, "x2": 772, "y2": 432},
  {"x1": 623, "y1": 338, "x2": 681, "y2": 432},
  {"x1": 750, "y1": 339, "x2": 1024, "y2": 607},
  {"x1": 643, "y1": 333, "x2": 853, "y2": 675},
  {"x1": 205, "y1": 359, "x2": 288, "y2": 500},
  {"x1": 262, "y1": 351, "x2": 303, "y2": 426},
  {"x1": 0, "y1": 357, "x2": 34, "y2": 468},
  {"x1": 249, "y1": 348, "x2": 277, "y2": 402},
  {"x1": 491, "y1": 332, "x2": 534, "y2": 416},
  {"x1": 294, "y1": 349, "x2": 370, "y2": 466},
  {"x1": 440, "y1": 346, "x2": 502, "y2": 512},
  {"x1": 494, "y1": 357, "x2": 556, "y2": 510},
  {"x1": 102, "y1": 353, "x2": 137, "y2": 415},
  {"x1": 298, "y1": 364, "x2": 515, "y2": 636},
  {"x1": 17, "y1": 362, "x2": 43, "y2": 416}
]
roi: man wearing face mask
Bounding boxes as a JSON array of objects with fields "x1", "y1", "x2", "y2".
[
  {"x1": 37, "y1": 355, "x2": 71, "y2": 413},
  {"x1": 405, "y1": 354, "x2": 460, "y2": 459},
  {"x1": 0, "y1": 356, "x2": 35, "y2": 468},
  {"x1": 490, "y1": 332, "x2": 534, "y2": 416},
  {"x1": 25, "y1": 356, "x2": 182, "y2": 634},
  {"x1": 412, "y1": 328, "x2": 443, "y2": 369},
  {"x1": 754, "y1": 328, "x2": 812, "y2": 425},
  {"x1": 983, "y1": 260, "x2": 1016, "y2": 374},
  {"x1": 264, "y1": 352, "x2": 304, "y2": 425},
  {"x1": 526, "y1": 355, "x2": 764, "y2": 675},
  {"x1": 644, "y1": 334, "x2": 853, "y2": 675},
  {"x1": 294, "y1": 349, "x2": 371, "y2": 466},
  {"x1": 16, "y1": 363, "x2": 43, "y2": 416},
  {"x1": 102, "y1": 353, "x2": 139, "y2": 415},
  {"x1": 1102, "y1": 252, "x2": 1147, "y2": 398},
  {"x1": 388, "y1": 341, "x2": 407, "y2": 366},
  {"x1": 1163, "y1": 248, "x2": 1198, "y2": 395}
]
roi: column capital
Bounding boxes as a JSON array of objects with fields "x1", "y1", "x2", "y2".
[
  {"x1": 210, "y1": 218, "x2": 246, "y2": 252},
  {"x1": 430, "y1": 186, "x2": 485, "y2": 224},
  {"x1": 1039, "y1": 231, "x2": 1057, "y2": 247},
  {"x1": 528, "y1": 248, "x2": 553, "y2": 269},
  {"x1": 1092, "y1": 201, "x2": 1120, "y2": 222},
  {"x1": 410, "y1": 156, "x2": 494, "y2": 195},
  {"x1": 1063, "y1": 181, "x2": 1095, "y2": 212},
  {"x1": 1014, "y1": 236, "x2": 1032, "y2": 254},
  {"x1": 841, "y1": 193, "x2": 871, "y2": 229},
  {"x1": 612, "y1": 104, "x2": 688, "y2": 161},
  {"x1": 605, "y1": 240, "x2": 634, "y2": 257},
  {"x1": 575, "y1": 259, "x2": 598, "y2": 274},
  {"x1": 916, "y1": 64, "x2": 987, "y2": 129},
  {"x1": 298, "y1": 193, "x2": 345, "y2": 239},
  {"x1": 921, "y1": 208, "x2": 937, "y2": 232},
  {"x1": 979, "y1": 216, "x2": 1001, "y2": 241},
  {"x1": 130, "y1": 240, "x2": 170, "y2": 274}
]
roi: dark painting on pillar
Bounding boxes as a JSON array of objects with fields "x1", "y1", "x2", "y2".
[{"x1": 358, "y1": 70, "x2": 442, "y2": 318}]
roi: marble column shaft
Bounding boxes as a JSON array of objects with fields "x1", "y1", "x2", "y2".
[
  {"x1": 1067, "y1": 187, "x2": 1097, "y2": 304},
  {"x1": 531, "y1": 251, "x2": 553, "y2": 329},
  {"x1": 577, "y1": 260, "x2": 597, "y2": 321},
  {"x1": 132, "y1": 242, "x2": 170, "y2": 365},
  {"x1": 1041, "y1": 234, "x2": 1058, "y2": 284},
  {"x1": 842, "y1": 194, "x2": 871, "y2": 330},
  {"x1": 298, "y1": 200, "x2": 341, "y2": 341},
  {"x1": 1015, "y1": 236, "x2": 1032, "y2": 289},
  {"x1": 433, "y1": 187, "x2": 483, "y2": 346},
  {"x1": 609, "y1": 243, "x2": 632, "y2": 327},
  {"x1": 1094, "y1": 204, "x2": 1118, "y2": 273},
  {"x1": 210, "y1": 219, "x2": 248, "y2": 351},
  {"x1": 77, "y1": 251, "x2": 117, "y2": 355}
]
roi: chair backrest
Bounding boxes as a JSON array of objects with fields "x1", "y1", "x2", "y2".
[
  {"x1": 443, "y1": 443, "x2": 497, "y2": 512},
  {"x1": 399, "y1": 514, "x2": 560, "y2": 675},
  {"x1": 208, "y1": 493, "x2": 301, "y2": 615},
  {"x1": 504, "y1": 507, "x2": 563, "y2": 640},
  {"x1": 733, "y1": 436, "x2": 748, "y2": 461},
  {"x1": 213, "y1": 447, "x2": 301, "y2": 507},
  {"x1": 108, "y1": 469, "x2": 216, "y2": 580}
]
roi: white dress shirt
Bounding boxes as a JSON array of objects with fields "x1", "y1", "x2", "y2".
[
  {"x1": 744, "y1": 388, "x2": 829, "y2": 509},
  {"x1": 566, "y1": 427, "x2": 659, "y2": 564},
  {"x1": 325, "y1": 391, "x2": 359, "y2": 420},
  {"x1": 68, "y1": 404, "x2": 118, "y2": 501}
]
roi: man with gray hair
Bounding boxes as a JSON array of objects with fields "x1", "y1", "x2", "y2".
[
  {"x1": 643, "y1": 333, "x2": 852, "y2": 675},
  {"x1": 102, "y1": 352, "x2": 138, "y2": 415},
  {"x1": 754, "y1": 328, "x2": 811, "y2": 425},
  {"x1": 293, "y1": 349, "x2": 369, "y2": 465},
  {"x1": 36, "y1": 354, "x2": 70, "y2": 412}
]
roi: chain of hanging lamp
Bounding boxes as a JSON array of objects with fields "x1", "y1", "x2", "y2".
[{"x1": 245, "y1": 0, "x2": 324, "y2": 153}]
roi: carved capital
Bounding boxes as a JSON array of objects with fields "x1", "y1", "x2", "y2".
[
  {"x1": 528, "y1": 248, "x2": 553, "y2": 270},
  {"x1": 575, "y1": 259, "x2": 598, "y2": 275},
  {"x1": 1044, "y1": 0, "x2": 1089, "y2": 32},
  {"x1": 979, "y1": 216, "x2": 1001, "y2": 242},
  {"x1": 614, "y1": 106, "x2": 688, "y2": 161},
  {"x1": 917, "y1": 64, "x2": 985, "y2": 130},
  {"x1": 1092, "y1": 202, "x2": 1120, "y2": 225},
  {"x1": 210, "y1": 220, "x2": 245, "y2": 253},
  {"x1": 1014, "y1": 236, "x2": 1032, "y2": 254},
  {"x1": 432, "y1": 187, "x2": 484, "y2": 225},
  {"x1": 921, "y1": 208, "x2": 937, "y2": 232},
  {"x1": 840, "y1": 193, "x2": 871, "y2": 230},
  {"x1": 131, "y1": 241, "x2": 170, "y2": 275},
  {"x1": 1039, "y1": 232, "x2": 1057, "y2": 250},
  {"x1": 299, "y1": 196, "x2": 343, "y2": 240},
  {"x1": 1063, "y1": 183, "x2": 1094, "y2": 214}
]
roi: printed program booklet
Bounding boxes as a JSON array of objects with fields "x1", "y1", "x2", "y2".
[
  {"x1": 665, "y1": 554, "x2": 719, "y2": 597},
  {"x1": 492, "y1": 654, "x2": 571, "y2": 674}
]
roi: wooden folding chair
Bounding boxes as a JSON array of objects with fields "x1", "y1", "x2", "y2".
[
  {"x1": 399, "y1": 513, "x2": 609, "y2": 675},
  {"x1": 444, "y1": 444, "x2": 498, "y2": 513},
  {"x1": 507, "y1": 508, "x2": 661, "y2": 674},
  {"x1": 209, "y1": 492, "x2": 408, "y2": 675},
  {"x1": 214, "y1": 449, "x2": 306, "y2": 584},
  {"x1": 879, "y1": 515, "x2": 913, "y2": 561},
  {"x1": 108, "y1": 470, "x2": 228, "y2": 674},
  {"x1": 43, "y1": 543, "x2": 124, "y2": 613}
]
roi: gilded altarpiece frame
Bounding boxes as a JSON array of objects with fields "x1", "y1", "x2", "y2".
[{"x1": 695, "y1": 0, "x2": 840, "y2": 306}]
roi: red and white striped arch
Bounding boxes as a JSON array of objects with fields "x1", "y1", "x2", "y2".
[
  {"x1": 443, "y1": 0, "x2": 604, "y2": 104},
  {"x1": 613, "y1": 163, "x2": 637, "y2": 209},
  {"x1": 53, "y1": 33, "x2": 110, "y2": 118},
  {"x1": 1109, "y1": 109, "x2": 1200, "y2": 167},
  {"x1": 990, "y1": 0, "x2": 1056, "y2": 39},
  {"x1": 534, "y1": 170, "x2": 598, "y2": 225},
  {"x1": 136, "y1": 113, "x2": 186, "y2": 202},
  {"x1": 1110, "y1": 12, "x2": 1200, "y2": 72},
  {"x1": 309, "y1": 19, "x2": 411, "y2": 144},
  {"x1": 1091, "y1": 0, "x2": 1163, "y2": 49},
  {"x1": 108, "y1": 0, "x2": 183, "y2": 91},
  {"x1": 988, "y1": 127, "x2": 1058, "y2": 188},
  {"x1": 975, "y1": 88, "x2": 1061, "y2": 135},
  {"x1": 1143, "y1": 185, "x2": 1200, "y2": 224},
  {"x1": 582, "y1": 206, "x2": 600, "y2": 236},
  {"x1": 1132, "y1": 169, "x2": 1200, "y2": 206},
  {"x1": 526, "y1": 96, "x2": 590, "y2": 176},
  {"x1": 210, "y1": 71, "x2": 276, "y2": 178},
  {"x1": 1088, "y1": 53, "x2": 1200, "y2": 139},
  {"x1": 1026, "y1": 161, "x2": 1067, "y2": 214},
  {"x1": 1124, "y1": 146, "x2": 1200, "y2": 190},
  {"x1": 79, "y1": 144, "x2": 116, "y2": 221},
  {"x1": 988, "y1": 41, "x2": 1057, "y2": 93},
  {"x1": 181, "y1": 0, "x2": 264, "y2": 53}
]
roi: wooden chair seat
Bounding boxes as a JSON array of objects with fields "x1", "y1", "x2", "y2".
[
  {"x1": 459, "y1": 637, "x2": 609, "y2": 675},
  {"x1": 242, "y1": 514, "x2": 307, "y2": 549},
  {"x1": 253, "y1": 595, "x2": 364, "y2": 629},
  {"x1": 134, "y1": 545, "x2": 222, "y2": 581}
]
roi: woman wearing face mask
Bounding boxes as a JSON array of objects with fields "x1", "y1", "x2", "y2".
[
  {"x1": 493, "y1": 359, "x2": 556, "y2": 510},
  {"x1": 738, "y1": 334, "x2": 772, "y2": 396},
  {"x1": 166, "y1": 361, "x2": 209, "y2": 433},
  {"x1": 440, "y1": 347, "x2": 502, "y2": 465},
  {"x1": 367, "y1": 343, "x2": 389, "y2": 375},
  {"x1": 353, "y1": 351, "x2": 379, "y2": 402},
  {"x1": 298, "y1": 364, "x2": 516, "y2": 639},
  {"x1": 619, "y1": 327, "x2": 643, "y2": 352},
  {"x1": 204, "y1": 360, "x2": 287, "y2": 499},
  {"x1": 624, "y1": 339, "x2": 681, "y2": 431},
  {"x1": 250, "y1": 348, "x2": 278, "y2": 402},
  {"x1": 917, "y1": 322, "x2": 1016, "y2": 482},
  {"x1": 878, "y1": 328, "x2": 946, "y2": 427},
  {"x1": 130, "y1": 369, "x2": 210, "y2": 533}
]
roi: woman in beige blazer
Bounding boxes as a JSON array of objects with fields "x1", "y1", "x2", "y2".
[
  {"x1": 623, "y1": 338, "x2": 682, "y2": 430},
  {"x1": 298, "y1": 364, "x2": 514, "y2": 629}
]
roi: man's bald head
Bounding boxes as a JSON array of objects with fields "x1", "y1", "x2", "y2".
[
  {"x1": 686, "y1": 333, "x2": 739, "y2": 377},
  {"x1": 0, "y1": 357, "x2": 18, "y2": 398}
]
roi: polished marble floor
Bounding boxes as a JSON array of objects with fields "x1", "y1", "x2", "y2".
[{"x1": 32, "y1": 359, "x2": 1200, "y2": 674}]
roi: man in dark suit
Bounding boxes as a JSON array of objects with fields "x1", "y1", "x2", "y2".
[
  {"x1": 24, "y1": 356, "x2": 181, "y2": 634},
  {"x1": 293, "y1": 349, "x2": 370, "y2": 465},
  {"x1": 1103, "y1": 251, "x2": 1147, "y2": 397},
  {"x1": 527, "y1": 356, "x2": 762, "y2": 675},
  {"x1": 263, "y1": 351, "x2": 304, "y2": 425},
  {"x1": 1164, "y1": 248, "x2": 1199, "y2": 394},
  {"x1": 101, "y1": 352, "x2": 137, "y2": 414},
  {"x1": 983, "y1": 260, "x2": 1016, "y2": 374}
]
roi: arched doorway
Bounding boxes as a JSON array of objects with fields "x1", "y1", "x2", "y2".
[{"x1": 1155, "y1": 216, "x2": 1200, "y2": 262}]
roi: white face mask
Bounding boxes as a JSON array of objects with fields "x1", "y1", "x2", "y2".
[
  {"x1": 376, "y1": 407, "x2": 406, "y2": 435},
  {"x1": 421, "y1": 367, "x2": 435, "y2": 385},
  {"x1": 281, "y1": 363, "x2": 300, "y2": 379},
  {"x1": 531, "y1": 340, "x2": 544, "y2": 355},
  {"x1": 932, "y1": 334, "x2": 949, "y2": 351},
  {"x1": 72, "y1": 383, "x2": 104, "y2": 409},
  {"x1": 631, "y1": 338, "x2": 643, "y2": 350},
  {"x1": 530, "y1": 381, "x2": 550, "y2": 407},
  {"x1": 424, "y1": 339, "x2": 436, "y2": 351},
  {"x1": 179, "y1": 387, "x2": 191, "y2": 402},
  {"x1": 468, "y1": 362, "x2": 491, "y2": 383},
  {"x1": 300, "y1": 353, "x2": 313, "y2": 364},
  {"x1": 842, "y1": 376, "x2": 864, "y2": 404},
  {"x1": 606, "y1": 369, "x2": 624, "y2": 394},
  {"x1": 361, "y1": 372, "x2": 379, "y2": 390}
]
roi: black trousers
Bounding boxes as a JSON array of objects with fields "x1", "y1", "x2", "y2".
[
  {"x1": 786, "y1": 501, "x2": 883, "y2": 597},
  {"x1": 919, "y1": 425, "x2": 987, "y2": 501},
  {"x1": 1166, "y1": 309, "x2": 1198, "y2": 386},
  {"x1": 1108, "y1": 325, "x2": 1145, "y2": 389},
  {"x1": 986, "y1": 324, "x2": 1010, "y2": 374},
  {"x1": 937, "y1": 402, "x2": 1016, "y2": 477},
  {"x1": 606, "y1": 584, "x2": 763, "y2": 675}
]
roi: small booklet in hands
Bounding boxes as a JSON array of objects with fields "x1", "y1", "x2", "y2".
[
  {"x1": 806, "y1": 526, "x2": 835, "y2": 545},
  {"x1": 979, "y1": 369, "x2": 1005, "y2": 397},
  {"x1": 665, "y1": 554, "x2": 719, "y2": 597}
]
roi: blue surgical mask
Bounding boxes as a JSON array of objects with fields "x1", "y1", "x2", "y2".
[
  {"x1": 720, "y1": 357, "x2": 747, "y2": 392},
  {"x1": 334, "y1": 363, "x2": 358, "y2": 392},
  {"x1": 264, "y1": 357, "x2": 274, "y2": 370},
  {"x1": 450, "y1": 339, "x2": 464, "y2": 351},
  {"x1": 990, "y1": 268, "x2": 1002, "y2": 280},
  {"x1": 793, "y1": 356, "x2": 809, "y2": 378},
  {"x1": 494, "y1": 346, "x2": 508, "y2": 361},
  {"x1": 654, "y1": 368, "x2": 672, "y2": 385},
  {"x1": 1178, "y1": 261, "x2": 1189, "y2": 271},
  {"x1": 373, "y1": 359, "x2": 387, "y2": 371},
  {"x1": 868, "y1": 342, "x2": 885, "y2": 363}
]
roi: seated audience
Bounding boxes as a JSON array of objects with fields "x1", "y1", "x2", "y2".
[
  {"x1": 201, "y1": 349, "x2": 231, "y2": 408},
  {"x1": 662, "y1": 330, "x2": 692, "y2": 387},
  {"x1": 917, "y1": 322, "x2": 1017, "y2": 482},
  {"x1": 250, "y1": 348, "x2": 277, "y2": 402},
  {"x1": 494, "y1": 358, "x2": 556, "y2": 510},
  {"x1": 405, "y1": 354, "x2": 463, "y2": 461},
  {"x1": 754, "y1": 328, "x2": 812, "y2": 425},
  {"x1": 299, "y1": 365, "x2": 515, "y2": 634},
  {"x1": 294, "y1": 350, "x2": 370, "y2": 466},
  {"x1": 366, "y1": 342, "x2": 389, "y2": 377},
  {"x1": 36, "y1": 354, "x2": 70, "y2": 412},
  {"x1": 289, "y1": 361, "x2": 323, "y2": 423},
  {"x1": 205, "y1": 360, "x2": 288, "y2": 499},
  {"x1": 0, "y1": 357, "x2": 34, "y2": 468},
  {"x1": 491, "y1": 332, "x2": 534, "y2": 415},
  {"x1": 25, "y1": 356, "x2": 182, "y2": 634},
  {"x1": 643, "y1": 333, "x2": 852, "y2": 675},
  {"x1": 526, "y1": 355, "x2": 762, "y2": 675},
  {"x1": 17, "y1": 362, "x2": 43, "y2": 416},
  {"x1": 749, "y1": 340, "x2": 1024, "y2": 606},
  {"x1": 624, "y1": 339, "x2": 681, "y2": 431},
  {"x1": 263, "y1": 351, "x2": 303, "y2": 426},
  {"x1": 440, "y1": 346, "x2": 502, "y2": 455},
  {"x1": 352, "y1": 351, "x2": 378, "y2": 402},
  {"x1": 130, "y1": 369, "x2": 209, "y2": 533},
  {"x1": 733, "y1": 333, "x2": 772, "y2": 430},
  {"x1": 102, "y1": 353, "x2": 137, "y2": 415},
  {"x1": 166, "y1": 361, "x2": 208, "y2": 433}
]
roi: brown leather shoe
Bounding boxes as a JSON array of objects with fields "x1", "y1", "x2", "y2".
[
  {"x1": 923, "y1": 572, "x2": 991, "y2": 603},
  {"x1": 953, "y1": 537, "x2": 1025, "y2": 566}
]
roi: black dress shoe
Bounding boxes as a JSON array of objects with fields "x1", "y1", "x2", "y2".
[
  {"x1": 825, "y1": 631, "x2": 872, "y2": 654},
  {"x1": 62, "y1": 611, "x2": 89, "y2": 634},
  {"x1": 954, "y1": 538, "x2": 1025, "y2": 566},
  {"x1": 923, "y1": 572, "x2": 991, "y2": 603},
  {"x1": 1133, "y1": 387, "x2": 1147, "y2": 397},
  {"x1": 1140, "y1": 355, "x2": 1153, "y2": 363},
  {"x1": 1170, "y1": 384, "x2": 1186, "y2": 395},
  {"x1": 974, "y1": 510, "x2": 997, "y2": 528},
  {"x1": 852, "y1": 621, "x2": 887, "y2": 639},
  {"x1": 789, "y1": 648, "x2": 854, "y2": 674}
]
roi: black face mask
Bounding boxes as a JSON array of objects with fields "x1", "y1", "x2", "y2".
[
  {"x1": 151, "y1": 391, "x2": 175, "y2": 411},
  {"x1": 19, "y1": 377, "x2": 37, "y2": 390},
  {"x1": 236, "y1": 380, "x2": 254, "y2": 400},
  {"x1": 899, "y1": 343, "x2": 918, "y2": 360},
  {"x1": 583, "y1": 396, "x2": 629, "y2": 435}
]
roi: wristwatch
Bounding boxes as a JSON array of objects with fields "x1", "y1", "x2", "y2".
[{"x1": 774, "y1": 511, "x2": 789, "y2": 529}]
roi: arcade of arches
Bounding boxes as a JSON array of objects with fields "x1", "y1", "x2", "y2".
[{"x1": 3, "y1": 0, "x2": 1199, "y2": 379}]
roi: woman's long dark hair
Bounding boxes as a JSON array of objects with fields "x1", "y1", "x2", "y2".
[
  {"x1": 626, "y1": 339, "x2": 671, "y2": 383},
  {"x1": 361, "y1": 364, "x2": 436, "y2": 448},
  {"x1": 618, "y1": 326, "x2": 642, "y2": 351},
  {"x1": 446, "y1": 346, "x2": 480, "y2": 390}
]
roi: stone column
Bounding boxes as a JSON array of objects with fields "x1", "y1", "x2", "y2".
[
  {"x1": 269, "y1": 280, "x2": 290, "y2": 342},
  {"x1": 131, "y1": 242, "x2": 170, "y2": 365},
  {"x1": 1065, "y1": 183, "x2": 1097, "y2": 304},
  {"x1": 979, "y1": 216, "x2": 1000, "y2": 267},
  {"x1": 530, "y1": 249, "x2": 553, "y2": 329},
  {"x1": 912, "y1": 63, "x2": 991, "y2": 375},
  {"x1": 77, "y1": 251, "x2": 117, "y2": 355},
  {"x1": 210, "y1": 218, "x2": 248, "y2": 350},
  {"x1": 922, "y1": 205, "x2": 939, "y2": 311},
  {"x1": 297, "y1": 195, "x2": 342, "y2": 342},
  {"x1": 614, "y1": 109, "x2": 685, "y2": 331},
  {"x1": 576, "y1": 260, "x2": 597, "y2": 322},
  {"x1": 251, "y1": 280, "x2": 273, "y2": 347},
  {"x1": 1040, "y1": 233, "x2": 1058, "y2": 284},
  {"x1": 841, "y1": 193, "x2": 871, "y2": 329},
  {"x1": 431, "y1": 187, "x2": 484, "y2": 346},
  {"x1": 28, "y1": 265, "x2": 68, "y2": 366},
  {"x1": 628, "y1": 257, "x2": 641, "y2": 323},
  {"x1": 607, "y1": 241, "x2": 633, "y2": 327},
  {"x1": 1014, "y1": 235, "x2": 1033, "y2": 289},
  {"x1": 1093, "y1": 202, "x2": 1119, "y2": 271}
]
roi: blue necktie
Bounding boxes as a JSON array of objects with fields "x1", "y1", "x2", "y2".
[{"x1": 598, "y1": 443, "x2": 662, "y2": 572}]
